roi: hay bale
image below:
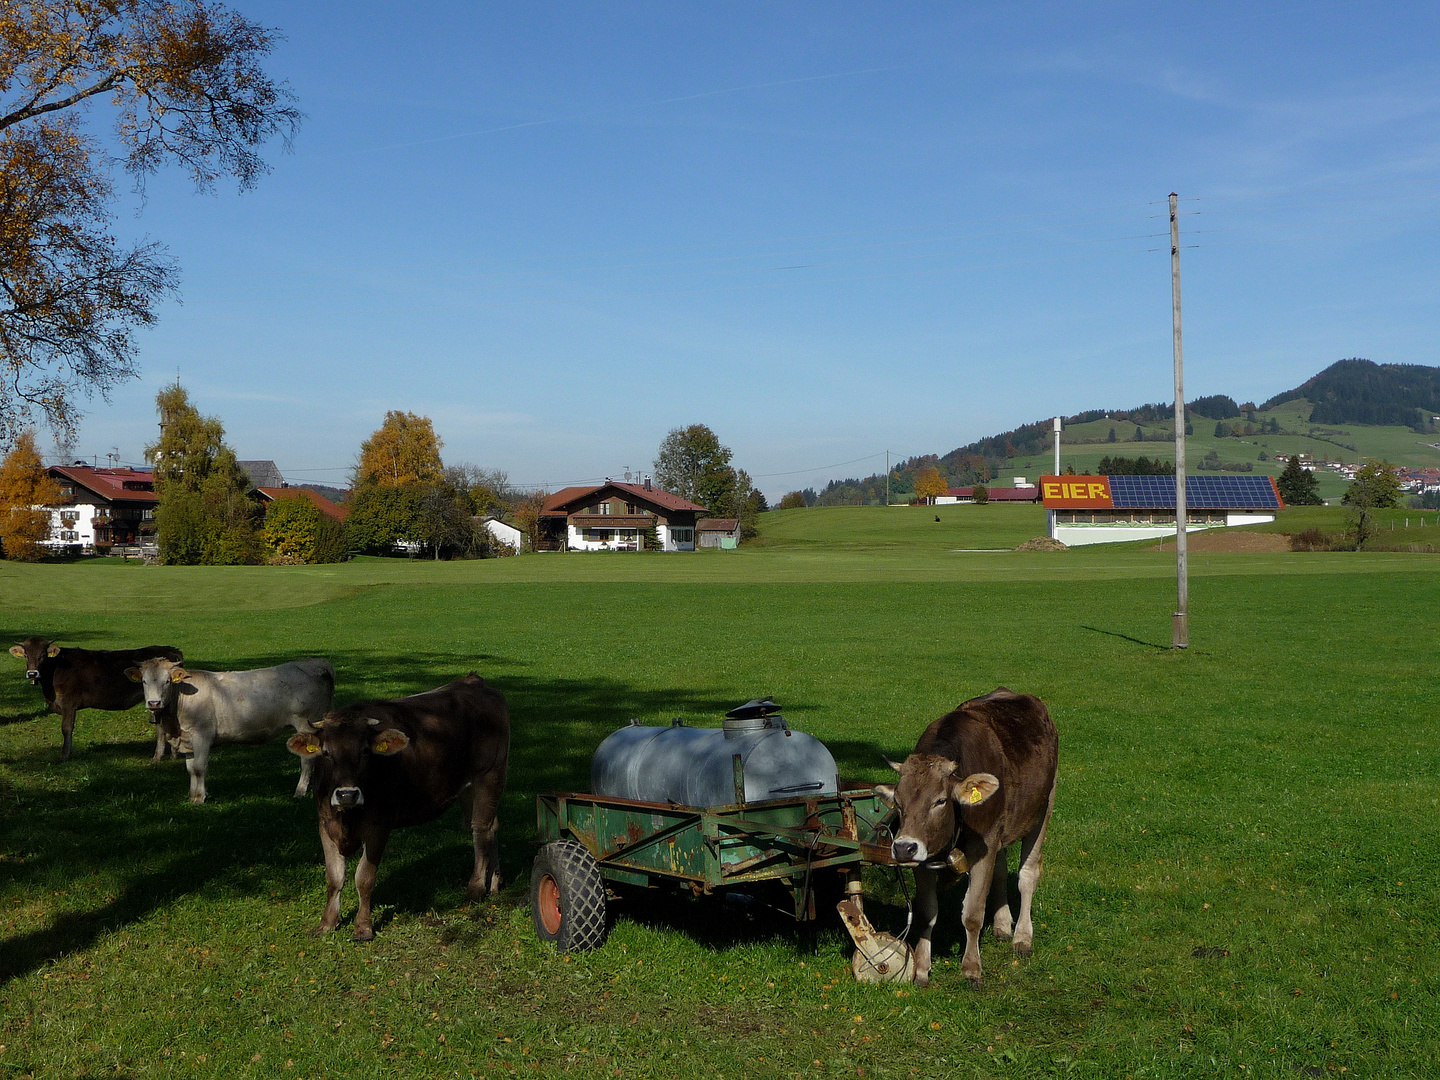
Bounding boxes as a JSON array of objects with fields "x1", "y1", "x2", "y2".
[{"x1": 1014, "y1": 536, "x2": 1068, "y2": 552}]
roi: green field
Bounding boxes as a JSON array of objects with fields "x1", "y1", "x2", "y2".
[{"x1": 2, "y1": 522, "x2": 1437, "y2": 1078}]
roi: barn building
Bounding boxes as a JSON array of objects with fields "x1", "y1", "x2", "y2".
[{"x1": 1041, "y1": 474, "x2": 1283, "y2": 547}]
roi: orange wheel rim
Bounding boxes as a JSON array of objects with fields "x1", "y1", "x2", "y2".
[{"x1": 538, "y1": 874, "x2": 562, "y2": 935}]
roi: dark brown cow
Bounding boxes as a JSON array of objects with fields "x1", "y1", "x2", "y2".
[
  {"x1": 9, "y1": 637, "x2": 184, "y2": 761},
  {"x1": 287, "y1": 674, "x2": 509, "y2": 941},
  {"x1": 876, "y1": 687, "x2": 1058, "y2": 988}
]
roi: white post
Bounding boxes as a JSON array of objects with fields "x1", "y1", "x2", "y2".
[{"x1": 1053, "y1": 417, "x2": 1061, "y2": 475}]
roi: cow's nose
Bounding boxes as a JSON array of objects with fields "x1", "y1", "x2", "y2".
[
  {"x1": 332, "y1": 787, "x2": 363, "y2": 808},
  {"x1": 26, "y1": 670, "x2": 39, "y2": 679},
  {"x1": 147, "y1": 699, "x2": 163, "y2": 710},
  {"x1": 892, "y1": 839, "x2": 919, "y2": 863}
]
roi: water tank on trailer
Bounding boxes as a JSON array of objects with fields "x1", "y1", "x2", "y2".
[{"x1": 591, "y1": 698, "x2": 839, "y2": 807}]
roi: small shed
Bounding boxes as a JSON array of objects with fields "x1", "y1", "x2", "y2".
[
  {"x1": 697, "y1": 518, "x2": 741, "y2": 549},
  {"x1": 481, "y1": 517, "x2": 523, "y2": 553}
]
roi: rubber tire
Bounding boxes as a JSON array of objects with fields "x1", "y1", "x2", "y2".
[{"x1": 530, "y1": 839, "x2": 608, "y2": 952}]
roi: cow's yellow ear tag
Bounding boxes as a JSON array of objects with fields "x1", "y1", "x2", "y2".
[
  {"x1": 968, "y1": 786, "x2": 983, "y2": 805},
  {"x1": 306, "y1": 739, "x2": 321, "y2": 754}
]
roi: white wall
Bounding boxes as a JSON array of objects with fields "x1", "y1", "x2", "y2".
[{"x1": 482, "y1": 518, "x2": 522, "y2": 551}]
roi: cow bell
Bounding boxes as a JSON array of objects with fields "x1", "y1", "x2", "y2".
[{"x1": 837, "y1": 899, "x2": 916, "y2": 984}]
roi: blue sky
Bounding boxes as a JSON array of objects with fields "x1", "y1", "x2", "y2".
[{"x1": 66, "y1": 1, "x2": 1440, "y2": 497}]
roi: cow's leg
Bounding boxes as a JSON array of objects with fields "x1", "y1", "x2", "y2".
[
  {"x1": 152, "y1": 720, "x2": 168, "y2": 762},
  {"x1": 959, "y1": 850, "x2": 998, "y2": 988},
  {"x1": 59, "y1": 701, "x2": 77, "y2": 761},
  {"x1": 989, "y1": 842, "x2": 1014, "y2": 941},
  {"x1": 911, "y1": 865, "x2": 941, "y2": 988},
  {"x1": 1012, "y1": 782, "x2": 1056, "y2": 956},
  {"x1": 317, "y1": 824, "x2": 347, "y2": 934},
  {"x1": 185, "y1": 732, "x2": 212, "y2": 804},
  {"x1": 292, "y1": 726, "x2": 315, "y2": 798},
  {"x1": 352, "y1": 831, "x2": 390, "y2": 942},
  {"x1": 461, "y1": 775, "x2": 504, "y2": 898}
]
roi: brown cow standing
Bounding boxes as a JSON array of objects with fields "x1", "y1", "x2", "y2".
[
  {"x1": 287, "y1": 674, "x2": 509, "y2": 941},
  {"x1": 9, "y1": 637, "x2": 184, "y2": 761},
  {"x1": 876, "y1": 687, "x2": 1058, "y2": 989}
]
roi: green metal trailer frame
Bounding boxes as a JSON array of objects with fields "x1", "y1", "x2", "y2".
[{"x1": 536, "y1": 786, "x2": 897, "y2": 921}]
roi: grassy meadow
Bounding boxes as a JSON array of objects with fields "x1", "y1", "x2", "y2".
[{"x1": 2, "y1": 512, "x2": 1437, "y2": 1078}]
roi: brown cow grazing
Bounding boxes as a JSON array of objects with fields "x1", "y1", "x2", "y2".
[
  {"x1": 9, "y1": 637, "x2": 184, "y2": 761},
  {"x1": 287, "y1": 674, "x2": 509, "y2": 941},
  {"x1": 876, "y1": 687, "x2": 1058, "y2": 989}
]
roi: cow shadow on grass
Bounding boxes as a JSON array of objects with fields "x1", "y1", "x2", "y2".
[{"x1": 0, "y1": 654, "x2": 741, "y2": 985}]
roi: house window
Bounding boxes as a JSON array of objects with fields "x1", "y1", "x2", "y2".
[
  {"x1": 672, "y1": 527, "x2": 694, "y2": 544},
  {"x1": 626, "y1": 503, "x2": 637, "y2": 514},
  {"x1": 599, "y1": 502, "x2": 611, "y2": 515},
  {"x1": 143, "y1": 509, "x2": 154, "y2": 520}
]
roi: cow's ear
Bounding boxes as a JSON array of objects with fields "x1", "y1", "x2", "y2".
[
  {"x1": 46, "y1": 644, "x2": 60, "y2": 657},
  {"x1": 287, "y1": 732, "x2": 323, "y2": 758},
  {"x1": 168, "y1": 667, "x2": 189, "y2": 683},
  {"x1": 125, "y1": 667, "x2": 142, "y2": 682},
  {"x1": 8, "y1": 645, "x2": 24, "y2": 658},
  {"x1": 951, "y1": 772, "x2": 1000, "y2": 808},
  {"x1": 873, "y1": 783, "x2": 896, "y2": 806},
  {"x1": 371, "y1": 729, "x2": 409, "y2": 756},
  {"x1": 885, "y1": 757, "x2": 904, "y2": 774}
]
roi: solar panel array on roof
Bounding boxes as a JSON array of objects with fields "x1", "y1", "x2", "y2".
[{"x1": 1107, "y1": 475, "x2": 1281, "y2": 510}]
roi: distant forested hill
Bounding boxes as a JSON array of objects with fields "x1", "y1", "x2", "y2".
[{"x1": 1261, "y1": 358, "x2": 1440, "y2": 426}]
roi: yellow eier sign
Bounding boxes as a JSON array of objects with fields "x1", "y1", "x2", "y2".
[{"x1": 1039, "y1": 476, "x2": 1113, "y2": 508}]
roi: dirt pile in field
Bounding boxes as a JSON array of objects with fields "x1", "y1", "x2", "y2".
[
  {"x1": 1151, "y1": 531, "x2": 1291, "y2": 553},
  {"x1": 1014, "y1": 536, "x2": 1068, "y2": 551}
]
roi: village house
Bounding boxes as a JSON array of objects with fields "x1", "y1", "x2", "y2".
[
  {"x1": 537, "y1": 479, "x2": 708, "y2": 551},
  {"x1": 253, "y1": 485, "x2": 349, "y2": 523},
  {"x1": 41, "y1": 465, "x2": 158, "y2": 554}
]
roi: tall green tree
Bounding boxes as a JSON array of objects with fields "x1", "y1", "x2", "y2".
[
  {"x1": 0, "y1": 0, "x2": 300, "y2": 448},
  {"x1": 1276, "y1": 456, "x2": 1322, "y2": 506},
  {"x1": 653, "y1": 424, "x2": 735, "y2": 509},
  {"x1": 146, "y1": 384, "x2": 260, "y2": 564},
  {"x1": 1342, "y1": 459, "x2": 1401, "y2": 550}
]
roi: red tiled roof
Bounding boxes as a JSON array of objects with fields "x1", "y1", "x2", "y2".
[
  {"x1": 696, "y1": 518, "x2": 740, "y2": 532},
  {"x1": 49, "y1": 466, "x2": 158, "y2": 504},
  {"x1": 947, "y1": 487, "x2": 1041, "y2": 502},
  {"x1": 257, "y1": 487, "x2": 349, "y2": 522},
  {"x1": 541, "y1": 481, "x2": 708, "y2": 516}
]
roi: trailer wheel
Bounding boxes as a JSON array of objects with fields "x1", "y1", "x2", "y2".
[{"x1": 530, "y1": 839, "x2": 608, "y2": 952}]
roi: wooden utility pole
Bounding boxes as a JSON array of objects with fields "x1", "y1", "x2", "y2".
[{"x1": 1170, "y1": 192, "x2": 1188, "y2": 648}]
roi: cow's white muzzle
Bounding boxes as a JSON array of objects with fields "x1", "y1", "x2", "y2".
[{"x1": 331, "y1": 787, "x2": 364, "y2": 809}]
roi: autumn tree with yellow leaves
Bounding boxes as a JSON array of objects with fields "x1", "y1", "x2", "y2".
[
  {"x1": 0, "y1": 429, "x2": 62, "y2": 559},
  {"x1": 0, "y1": 0, "x2": 300, "y2": 447},
  {"x1": 913, "y1": 465, "x2": 949, "y2": 505},
  {"x1": 354, "y1": 412, "x2": 445, "y2": 488}
]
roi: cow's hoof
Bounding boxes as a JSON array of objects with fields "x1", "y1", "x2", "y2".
[
  {"x1": 966, "y1": 976, "x2": 984, "y2": 990},
  {"x1": 352, "y1": 927, "x2": 375, "y2": 942},
  {"x1": 310, "y1": 926, "x2": 332, "y2": 938},
  {"x1": 1012, "y1": 942, "x2": 1033, "y2": 957}
]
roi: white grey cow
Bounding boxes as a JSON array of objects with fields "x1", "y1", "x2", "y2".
[{"x1": 128, "y1": 656, "x2": 335, "y2": 804}]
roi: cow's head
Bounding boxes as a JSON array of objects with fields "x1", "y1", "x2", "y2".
[
  {"x1": 125, "y1": 656, "x2": 190, "y2": 712},
  {"x1": 287, "y1": 713, "x2": 409, "y2": 810},
  {"x1": 874, "y1": 755, "x2": 999, "y2": 868},
  {"x1": 10, "y1": 638, "x2": 59, "y2": 684}
]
